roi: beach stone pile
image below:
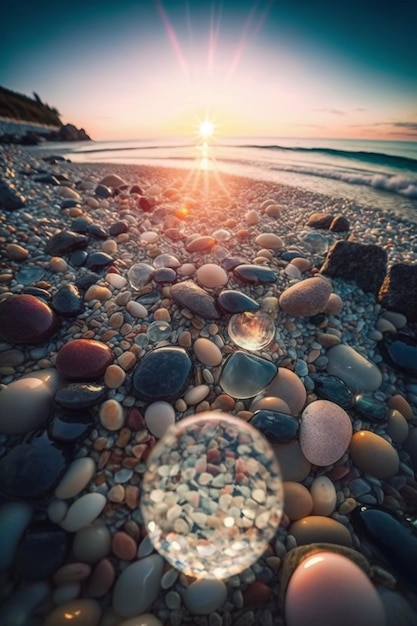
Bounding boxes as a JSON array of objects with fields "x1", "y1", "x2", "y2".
[{"x1": 0, "y1": 144, "x2": 417, "y2": 625}]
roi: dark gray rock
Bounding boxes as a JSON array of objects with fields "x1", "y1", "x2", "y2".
[
  {"x1": 320, "y1": 240, "x2": 387, "y2": 294},
  {"x1": 171, "y1": 280, "x2": 221, "y2": 319},
  {"x1": 217, "y1": 289, "x2": 260, "y2": 314},
  {"x1": 132, "y1": 346, "x2": 192, "y2": 401},
  {"x1": 329, "y1": 214, "x2": 350, "y2": 232},
  {"x1": 52, "y1": 283, "x2": 83, "y2": 316},
  {"x1": 13, "y1": 521, "x2": 69, "y2": 581},
  {"x1": 379, "y1": 333, "x2": 417, "y2": 376},
  {"x1": 0, "y1": 178, "x2": 25, "y2": 210},
  {"x1": 378, "y1": 263, "x2": 417, "y2": 322},
  {"x1": 46, "y1": 230, "x2": 88, "y2": 255}
]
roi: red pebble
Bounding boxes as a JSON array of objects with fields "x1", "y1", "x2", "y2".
[
  {"x1": 243, "y1": 582, "x2": 272, "y2": 607},
  {"x1": 0, "y1": 294, "x2": 59, "y2": 344},
  {"x1": 56, "y1": 338, "x2": 113, "y2": 380},
  {"x1": 126, "y1": 408, "x2": 146, "y2": 430}
]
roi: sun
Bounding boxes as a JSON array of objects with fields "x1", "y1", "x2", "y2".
[{"x1": 199, "y1": 118, "x2": 214, "y2": 139}]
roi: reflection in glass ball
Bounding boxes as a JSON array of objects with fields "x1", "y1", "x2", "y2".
[
  {"x1": 298, "y1": 231, "x2": 329, "y2": 255},
  {"x1": 127, "y1": 263, "x2": 155, "y2": 290},
  {"x1": 228, "y1": 311, "x2": 276, "y2": 351},
  {"x1": 146, "y1": 320, "x2": 172, "y2": 342},
  {"x1": 140, "y1": 412, "x2": 283, "y2": 579}
]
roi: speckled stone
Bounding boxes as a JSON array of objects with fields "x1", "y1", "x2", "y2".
[
  {"x1": 170, "y1": 280, "x2": 221, "y2": 319},
  {"x1": 132, "y1": 346, "x2": 192, "y2": 401},
  {"x1": 279, "y1": 276, "x2": 332, "y2": 317},
  {"x1": 56, "y1": 339, "x2": 113, "y2": 380},
  {"x1": 0, "y1": 294, "x2": 59, "y2": 344},
  {"x1": 300, "y1": 400, "x2": 352, "y2": 466}
]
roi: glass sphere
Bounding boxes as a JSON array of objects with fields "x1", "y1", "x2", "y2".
[
  {"x1": 228, "y1": 311, "x2": 275, "y2": 351},
  {"x1": 140, "y1": 412, "x2": 283, "y2": 579},
  {"x1": 298, "y1": 231, "x2": 329, "y2": 255},
  {"x1": 127, "y1": 263, "x2": 154, "y2": 290},
  {"x1": 146, "y1": 320, "x2": 172, "y2": 342}
]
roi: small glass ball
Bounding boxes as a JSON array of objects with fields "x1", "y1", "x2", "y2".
[
  {"x1": 127, "y1": 263, "x2": 154, "y2": 290},
  {"x1": 146, "y1": 320, "x2": 172, "y2": 342},
  {"x1": 298, "y1": 231, "x2": 329, "y2": 255},
  {"x1": 140, "y1": 412, "x2": 283, "y2": 579},
  {"x1": 228, "y1": 310, "x2": 275, "y2": 351}
]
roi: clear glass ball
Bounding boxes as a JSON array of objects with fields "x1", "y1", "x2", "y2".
[
  {"x1": 228, "y1": 311, "x2": 275, "y2": 351},
  {"x1": 140, "y1": 412, "x2": 283, "y2": 579},
  {"x1": 127, "y1": 263, "x2": 154, "y2": 290},
  {"x1": 298, "y1": 231, "x2": 329, "y2": 255}
]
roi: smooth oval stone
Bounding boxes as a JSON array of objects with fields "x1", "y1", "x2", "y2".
[
  {"x1": 327, "y1": 344, "x2": 382, "y2": 392},
  {"x1": 290, "y1": 516, "x2": 352, "y2": 547},
  {"x1": 48, "y1": 409, "x2": 93, "y2": 442},
  {"x1": 132, "y1": 346, "x2": 191, "y2": 401},
  {"x1": 153, "y1": 267, "x2": 176, "y2": 284},
  {"x1": 89, "y1": 224, "x2": 109, "y2": 239},
  {"x1": 46, "y1": 230, "x2": 88, "y2": 255},
  {"x1": 219, "y1": 351, "x2": 277, "y2": 399},
  {"x1": 145, "y1": 401, "x2": 176, "y2": 439},
  {"x1": 85, "y1": 558, "x2": 115, "y2": 598},
  {"x1": 285, "y1": 551, "x2": 385, "y2": 626},
  {"x1": 250, "y1": 410, "x2": 299, "y2": 443},
  {"x1": 255, "y1": 233, "x2": 284, "y2": 249},
  {"x1": 380, "y1": 333, "x2": 417, "y2": 376},
  {"x1": 283, "y1": 482, "x2": 313, "y2": 521},
  {"x1": 264, "y1": 368, "x2": 307, "y2": 414},
  {"x1": 300, "y1": 400, "x2": 352, "y2": 466},
  {"x1": 233, "y1": 264, "x2": 276, "y2": 284},
  {"x1": 0, "y1": 294, "x2": 59, "y2": 344},
  {"x1": 56, "y1": 339, "x2": 113, "y2": 380},
  {"x1": 54, "y1": 383, "x2": 107, "y2": 409},
  {"x1": 109, "y1": 220, "x2": 129, "y2": 236},
  {"x1": 184, "y1": 579, "x2": 227, "y2": 615},
  {"x1": 196, "y1": 263, "x2": 228, "y2": 288},
  {"x1": 72, "y1": 216, "x2": 93, "y2": 233},
  {"x1": 221, "y1": 256, "x2": 247, "y2": 271},
  {"x1": 216, "y1": 289, "x2": 260, "y2": 314},
  {"x1": 55, "y1": 457, "x2": 96, "y2": 499},
  {"x1": 60, "y1": 493, "x2": 106, "y2": 532},
  {"x1": 185, "y1": 235, "x2": 216, "y2": 252},
  {"x1": 52, "y1": 283, "x2": 83, "y2": 316},
  {"x1": 387, "y1": 394, "x2": 413, "y2": 421},
  {"x1": 279, "y1": 276, "x2": 332, "y2": 317},
  {"x1": 250, "y1": 396, "x2": 290, "y2": 414},
  {"x1": 43, "y1": 599, "x2": 101, "y2": 626},
  {"x1": 86, "y1": 252, "x2": 113, "y2": 272},
  {"x1": 354, "y1": 394, "x2": 388, "y2": 423},
  {"x1": 72, "y1": 523, "x2": 111, "y2": 564},
  {"x1": 170, "y1": 280, "x2": 220, "y2": 319},
  {"x1": 117, "y1": 616, "x2": 163, "y2": 626},
  {"x1": 13, "y1": 521, "x2": 69, "y2": 580},
  {"x1": 312, "y1": 374, "x2": 354, "y2": 409},
  {"x1": 351, "y1": 505, "x2": 417, "y2": 593},
  {"x1": 310, "y1": 476, "x2": 337, "y2": 516},
  {"x1": 193, "y1": 337, "x2": 223, "y2": 366},
  {"x1": 0, "y1": 581, "x2": 49, "y2": 626},
  {"x1": 0, "y1": 377, "x2": 53, "y2": 435},
  {"x1": 112, "y1": 554, "x2": 164, "y2": 617},
  {"x1": 387, "y1": 409, "x2": 409, "y2": 444},
  {"x1": 350, "y1": 431, "x2": 399, "y2": 479},
  {"x1": 0, "y1": 430, "x2": 71, "y2": 500},
  {"x1": 0, "y1": 502, "x2": 33, "y2": 570}
]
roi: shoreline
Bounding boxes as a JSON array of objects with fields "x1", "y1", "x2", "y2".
[{"x1": 1, "y1": 144, "x2": 417, "y2": 625}]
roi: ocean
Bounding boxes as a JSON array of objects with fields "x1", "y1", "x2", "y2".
[{"x1": 31, "y1": 136, "x2": 417, "y2": 222}]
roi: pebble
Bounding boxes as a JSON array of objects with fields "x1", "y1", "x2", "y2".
[
  {"x1": 217, "y1": 289, "x2": 260, "y2": 314},
  {"x1": 104, "y1": 363, "x2": 126, "y2": 388},
  {"x1": 283, "y1": 482, "x2": 313, "y2": 520},
  {"x1": 279, "y1": 276, "x2": 332, "y2": 317},
  {"x1": 327, "y1": 344, "x2": 382, "y2": 392},
  {"x1": 387, "y1": 394, "x2": 413, "y2": 421},
  {"x1": 350, "y1": 430, "x2": 400, "y2": 479},
  {"x1": 171, "y1": 280, "x2": 221, "y2": 319},
  {"x1": 132, "y1": 346, "x2": 192, "y2": 401},
  {"x1": 264, "y1": 368, "x2": 307, "y2": 414},
  {"x1": 196, "y1": 263, "x2": 228, "y2": 288},
  {"x1": 255, "y1": 233, "x2": 284, "y2": 249},
  {"x1": 272, "y1": 441, "x2": 311, "y2": 482},
  {"x1": 386, "y1": 409, "x2": 409, "y2": 443},
  {"x1": 60, "y1": 493, "x2": 106, "y2": 532},
  {"x1": 220, "y1": 350, "x2": 277, "y2": 399},
  {"x1": 56, "y1": 339, "x2": 113, "y2": 380},
  {"x1": 145, "y1": 400, "x2": 176, "y2": 438},
  {"x1": 6, "y1": 242, "x2": 29, "y2": 260},
  {"x1": 127, "y1": 300, "x2": 148, "y2": 318},
  {"x1": 72, "y1": 522, "x2": 112, "y2": 564},
  {"x1": 0, "y1": 294, "x2": 59, "y2": 344},
  {"x1": 0, "y1": 582, "x2": 49, "y2": 626},
  {"x1": 290, "y1": 516, "x2": 353, "y2": 546},
  {"x1": 193, "y1": 337, "x2": 223, "y2": 366},
  {"x1": 43, "y1": 599, "x2": 101, "y2": 626},
  {"x1": 300, "y1": 400, "x2": 352, "y2": 466},
  {"x1": 55, "y1": 457, "x2": 96, "y2": 499},
  {"x1": 112, "y1": 531, "x2": 137, "y2": 560},
  {"x1": 310, "y1": 476, "x2": 337, "y2": 516},
  {"x1": 184, "y1": 579, "x2": 228, "y2": 615},
  {"x1": 85, "y1": 558, "x2": 115, "y2": 598},
  {"x1": 0, "y1": 501, "x2": 33, "y2": 570},
  {"x1": 99, "y1": 398, "x2": 125, "y2": 430},
  {"x1": 112, "y1": 555, "x2": 164, "y2": 617},
  {"x1": 184, "y1": 384, "x2": 210, "y2": 405},
  {"x1": 0, "y1": 376, "x2": 53, "y2": 434},
  {"x1": 53, "y1": 562, "x2": 92, "y2": 585},
  {"x1": 84, "y1": 284, "x2": 112, "y2": 302}
]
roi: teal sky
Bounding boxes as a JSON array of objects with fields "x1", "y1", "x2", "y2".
[{"x1": 1, "y1": 0, "x2": 416, "y2": 140}]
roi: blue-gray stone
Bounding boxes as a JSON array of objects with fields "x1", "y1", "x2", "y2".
[
  {"x1": 0, "y1": 431, "x2": 72, "y2": 501},
  {"x1": 233, "y1": 264, "x2": 276, "y2": 284},
  {"x1": 216, "y1": 290, "x2": 260, "y2": 314},
  {"x1": 95, "y1": 184, "x2": 112, "y2": 198},
  {"x1": 220, "y1": 351, "x2": 277, "y2": 399},
  {"x1": 132, "y1": 346, "x2": 192, "y2": 401},
  {"x1": 16, "y1": 266, "x2": 45, "y2": 285},
  {"x1": 52, "y1": 283, "x2": 83, "y2": 316},
  {"x1": 250, "y1": 410, "x2": 299, "y2": 443},
  {"x1": 46, "y1": 230, "x2": 88, "y2": 255},
  {"x1": 70, "y1": 249, "x2": 88, "y2": 267},
  {"x1": 54, "y1": 383, "x2": 107, "y2": 409},
  {"x1": 171, "y1": 280, "x2": 220, "y2": 319},
  {"x1": 48, "y1": 410, "x2": 93, "y2": 443},
  {"x1": 351, "y1": 505, "x2": 417, "y2": 594},
  {"x1": 13, "y1": 521, "x2": 69, "y2": 581},
  {"x1": 86, "y1": 252, "x2": 113, "y2": 272},
  {"x1": 312, "y1": 374, "x2": 354, "y2": 409},
  {"x1": 354, "y1": 394, "x2": 388, "y2": 423},
  {"x1": 380, "y1": 334, "x2": 417, "y2": 377}
]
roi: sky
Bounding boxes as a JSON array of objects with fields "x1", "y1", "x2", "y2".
[{"x1": 1, "y1": 0, "x2": 416, "y2": 141}]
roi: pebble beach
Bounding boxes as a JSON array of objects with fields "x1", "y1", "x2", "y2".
[{"x1": 1, "y1": 143, "x2": 417, "y2": 626}]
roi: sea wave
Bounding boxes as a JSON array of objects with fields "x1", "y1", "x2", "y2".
[{"x1": 233, "y1": 144, "x2": 417, "y2": 171}]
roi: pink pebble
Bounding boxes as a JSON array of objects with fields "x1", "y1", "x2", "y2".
[{"x1": 300, "y1": 400, "x2": 352, "y2": 466}]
